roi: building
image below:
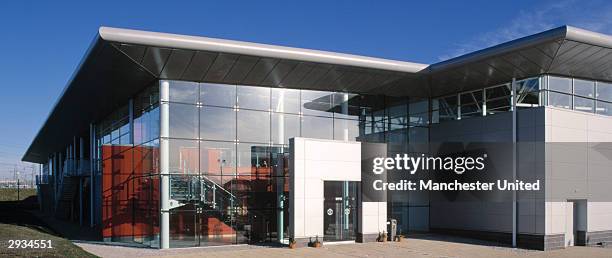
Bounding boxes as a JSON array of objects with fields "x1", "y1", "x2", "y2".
[{"x1": 23, "y1": 25, "x2": 612, "y2": 250}]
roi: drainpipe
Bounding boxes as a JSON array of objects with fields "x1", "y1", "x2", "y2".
[
  {"x1": 511, "y1": 78, "x2": 517, "y2": 248},
  {"x1": 160, "y1": 81, "x2": 170, "y2": 249}
]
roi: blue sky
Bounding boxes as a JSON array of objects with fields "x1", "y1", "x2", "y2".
[{"x1": 1, "y1": 0, "x2": 611, "y2": 179}]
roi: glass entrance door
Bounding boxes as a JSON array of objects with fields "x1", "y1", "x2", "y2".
[{"x1": 323, "y1": 181, "x2": 358, "y2": 241}]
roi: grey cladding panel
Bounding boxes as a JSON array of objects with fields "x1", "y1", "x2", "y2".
[
  {"x1": 118, "y1": 44, "x2": 147, "y2": 63},
  {"x1": 242, "y1": 57, "x2": 279, "y2": 85},
  {"x1": 180, "y1": 51, "x2": 217, "y2": 81},
  {"x1": 141, "y1": 47, "x2": 172, "y2": 76},
  {"x1": 160, "y1": 49, "x2": 195, "y2": 79},
  {"x1": 261, "y1": 60, "x2": 298, "y2": 86},
  {"x1": 203, "y1": 53, "x2": 239, "y2": 82},
  {"x1": 297, "y1": 64, "x2": 333, "y2": 88},
  {"x1": 280, "y1": 62, "x2": 315, "y2": 87},
  {"x1": 224, "y1": 55, "x2": 260, "y2": 84}
]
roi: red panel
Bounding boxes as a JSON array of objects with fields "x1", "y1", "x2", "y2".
[{"x1": 102, "y1": 145, "x2": 159, "y2": 240}]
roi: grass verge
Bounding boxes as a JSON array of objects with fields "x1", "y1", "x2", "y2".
[{"x1": 0, "y1": 188, "x2": 37, "y2": 201}]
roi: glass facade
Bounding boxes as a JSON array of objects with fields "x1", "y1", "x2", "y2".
[
  {"x1": 161, "y1": 80, "x2": 430, "y2": 246},
  {"x1": 93, "y1": 74, "x2": 612, "y2": 248},
  {"x1": 97, "y1": 82, "x2": 160, "y2": 247}
]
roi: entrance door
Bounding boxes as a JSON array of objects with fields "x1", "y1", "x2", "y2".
[{"x1": 323, "y1": 181, "x2": 358, "y2": 242}]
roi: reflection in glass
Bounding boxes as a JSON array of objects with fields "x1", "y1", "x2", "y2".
[
  {"x1": 409, "y1": 98, "x2": 429, "y2": 114},
  {"x1": 333, "y1": 118, "x2": 360, "y2": 141},
  {"x1": 169, "y1": 103, "x2": 199, "y2": 139},
  {"x1": 237, "y1": 109, "x2": 270, "y2": 143},
  {"x1": 548, "y1": 76, "x2": 572, "y2": 93},
  {"x1": 301, "y1": 115, "x2": 333, "y2": 140},
  {"x1": 200, "y1": 106, "x2": 236, "y2": 141},
  {"x1": 237, "y1": 144, "x2": 271, "y2": 177},
  {"x1": 168, "y1": 139, "x2": 198, "y2": 174},
  {"x1": 549, "y1": 92, "x2": 572, "y2": 109},
  {"x1": 596, "y1": 101, "x2": 612, "y2": 116},
  {"x1": 301, "y1": 90, "x2": 333, "y2": 117},
  {"x1": 574, "y1": 96, "x2": 594, "y2": 113},
  {"x1": 200, "y1": 141, "x2": 236, "y2": 177},
  {"x1": 200, "y1": 83, "x2": 236, "y2": 107},
  {"x1": 237, "y1": 85, "x2": 270, "y2": 111},
  {"x1": 271, "y1": 112, "x2": 300, "y2": 145},
  {"x1": 271, "y1": 88, "x2": 300, "y2": 114},
  {"x1": 574, "y1": 79, "x2": 595, "y2": 98},
  {"x1": 597, "y1": 82, "x2": 612, "y2": 102},
  {"x1": 168, "y1": 81, "x2": 199, "y2": 104},
  {"x1": 332, "y1": 93, "x2": 360, "y2": 120}
]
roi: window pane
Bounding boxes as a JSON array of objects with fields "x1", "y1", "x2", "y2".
[
  {"x1": 596, "y1": 101, "x2": 612, "y2": 116},
  {"x1": 200, "y1": 106, "x2": 236, "y2": 141},
  {"x1": 549, "y1": 92, "x2": 572, "y2": 109},
  {"x1": 548, "y1": 76, "x2": 571, "y2": 93},
  {"x1": 574, "y1": 79, "x2": 595, "y2": 98},
  {"x1": 409, "y1": 98, "x2": 429, "y2": 114},
  {"x1": 387, "y1": 103, "x2": 407, "y2": 126},
  {"x1": 333, "y1": 93, "x2": 361, "y2": 120},
  {"x1": 237, "y1": 85, "x2": 270, "y2": 111},
  {"x1": 409, "y1": 112, "x2": 429, "y2": 126},
  {"x1": 486, "y1": 84, "x2": 511, "y2": 99},
  {"x1": 487, "y1": 97, "x2": 511, "y2": 114},
  {"x1": 168, "y1": 81, "x2": 198, "y2": 104},
  {"x1": 200, "y1": 83, "x2": 236, "y2": 107},
  {"x1": 271, "y1": 88, "x2": 300, "y2": 114},
  {"x1": 596, "y1": 82, "x2": 612, "y2": 102},
  {"x1": 169, "y1": 103, "x2": 198, "y2": 139},
  {"x1": 237, "y1": 109, "x2": 270, "y2": 143},
  {"x1": 574, "y1": 96, "x2": 594, "y2": 113},
  {"x1": 333, "y1": 118, "x2": 360, "y2": 141},
  {"x1": 409, "y1": 127, "x2": 429, "y2": 143},
  {"x1": 301, "y1": 115, "x2": 333, "y2": 140},
  {"x1": 168, "y1": 139, "x2": 198, "y2": 174},
  {"x1": 516, "y1": 78, "x2": 540, "y2": 93},
  {"x1": 237, "y1": 144, "x2": 270, "y2": 176},
  {"x1": 301, "y1": 90, "x2": 333, "y2": 117},
  {"x1": 271, "y1": 112, "x2": 300, "y2": 145},
  {"x1": 517, "y1": 91, "x2": 539, "y2": 107},
  {"x1": 200, "y1": 141, "x2": 236, "y2": 177}
]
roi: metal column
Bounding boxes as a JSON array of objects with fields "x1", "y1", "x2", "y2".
[
  {"x1": 79, "y1": 137, "x2": 84, "y2": 226},
  {"x1": 160, "y1": 81, "x2": 170, "y2": 249},
  {"x1": 90, "y1": 123, "x2": 95, "y2": 227}
]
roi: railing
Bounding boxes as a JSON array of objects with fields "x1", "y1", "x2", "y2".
[
  {"x1": 62, "y1": 159, "x2": 91, "y2": 177},
  {"x1": 36, "y1": 175, "x2": 51, "y2": 185},
  {"x1": 170, "y1": 174, "x2": 237, "y2": 210}
]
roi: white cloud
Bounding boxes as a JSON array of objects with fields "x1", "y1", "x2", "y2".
[{"x1": 438, "y1": 0, "x2": 612, "y2": 61}]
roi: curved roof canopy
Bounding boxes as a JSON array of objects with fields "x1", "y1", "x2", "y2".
[{"x1": 22, "y1": 25, "x2": 612, "y2": 163}]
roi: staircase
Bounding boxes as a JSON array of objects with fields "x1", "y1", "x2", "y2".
[{"x1": 55, "y1": 177, "x2": 79, "y2": 219}]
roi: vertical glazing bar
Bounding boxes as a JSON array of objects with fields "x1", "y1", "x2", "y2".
[
  {"x1": 482, "y1": 89, "x2": 487, "y2": 116},
  {"x1": 129, "y1": 98, "x2": 134, "y2": 144},
  {"x1": 342, "y1": 93, "x2": 349, "y2": 141},
  {"x1": 160, "y1": 80, "x2": 170, "y2": 249},
  {"x1": 511, "y1": 77, "x2": 517, "y2": 248},
  {"x1": 457, "y1": 94, "x2": 461, "y2": 120}
]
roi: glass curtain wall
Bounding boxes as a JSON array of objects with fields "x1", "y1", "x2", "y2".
[
  {"x1": 97, "y1": 82, "x2": 160, "y2": 247},
  {"x1": 163, "y1": 80, "x2": 430, "y2": 247}
]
